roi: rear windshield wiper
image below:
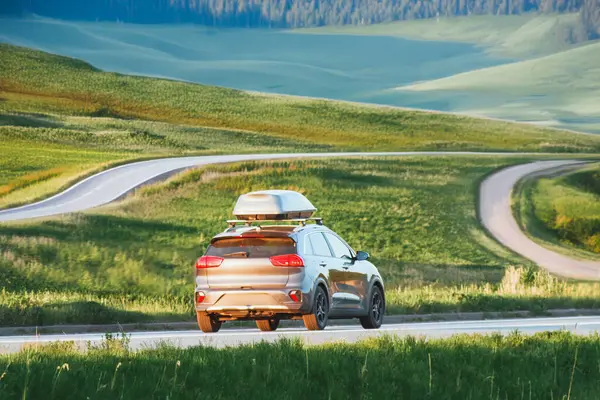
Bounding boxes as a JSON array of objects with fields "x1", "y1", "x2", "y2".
[{"x1": 223, "y1": 251, "x2": 250, "y2": 258}]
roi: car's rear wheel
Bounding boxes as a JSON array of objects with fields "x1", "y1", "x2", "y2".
[
  {"x1": 303, "y1": 286, "x2": 328, "y2": 331},
  {"x1": 197, "y1": 313, "x2": 222, "y2": 333},
  {"x1": 256, "y1": 319, "x2": 280, "y2": 332},
  {"x1": 360, "y1": 286, "x2": 385, "y2": 329}
]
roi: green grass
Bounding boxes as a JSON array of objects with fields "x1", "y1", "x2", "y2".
[
  {"x1": 515, "y1": 163, "x2": 600, "y2": 257},
  {"x1": 1, "y1": 332, "x2": 599, "y2": 399},
  {"x1": 2, "y1": 44, "x2": 600, "y2": 154},
  {"x1": 0, "y1": 112, "x2": 329, "y2": 209},
  {"x1": 302, "y1": 13, "x2": 583, "y2": 58},
  {"x1": 2, "y1": 44, "x2": 600, "y2": 208},
  {"x1": 3, "y1": 156, "x2": 600, "y2": 327}
]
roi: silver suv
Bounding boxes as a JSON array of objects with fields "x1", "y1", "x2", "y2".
[{"x1": 194, "y1": 191, "x2": 385, "y2": 333}]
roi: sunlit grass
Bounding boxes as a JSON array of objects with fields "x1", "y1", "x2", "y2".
[
  {"x1": 3, "y1": 157, "x2": 600, "y2": 326},
  {"x1": 0, "y1": 113, "x2": 330, "y2": 209},
  {"x1": 516, "y1": 163, "x2": 600, "y2": 256},
  {"x1": 2, "y1": 44, "x2": 600, "y2": 154},
  {"x1": 1, "y1": 332, "x2": 599, "y2": 400}
]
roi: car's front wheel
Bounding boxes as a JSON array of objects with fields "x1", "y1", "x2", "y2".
[
  {"x1": 303, "y1": 286, "x2": 329, "y2": 331},
  {"x1": 256, "y1": 319, "x2": 280, "y2": 331},
  {"x1": 359, "y1": 286, "x2": 385, "y2": 329},
  {"x1": 197, "y1": 313, "x2": 222, "y2": 333}
]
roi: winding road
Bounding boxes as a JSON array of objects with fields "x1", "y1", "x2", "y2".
[
  {"x1": 1, "y1": 152, "x2": 599, "y2": 278},
  {"x1": 1, "y1": 152, "x2": 600, "y2": 351}
]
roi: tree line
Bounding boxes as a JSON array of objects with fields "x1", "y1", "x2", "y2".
[{"x1": 2, "y1": 0, "x2": 599, "y2": 39}]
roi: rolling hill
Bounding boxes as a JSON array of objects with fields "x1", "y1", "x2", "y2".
[{"x1": 396, "y1": 40, "x2": 600, "y2": 133}]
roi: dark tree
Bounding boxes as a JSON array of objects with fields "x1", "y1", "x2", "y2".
[{"x1": 0, "y1": 0, "x2": 598, "y2": 36}]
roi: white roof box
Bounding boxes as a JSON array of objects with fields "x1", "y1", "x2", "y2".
[{"x1": 232, "y1": 190, "x2": 317, "y2": 221}]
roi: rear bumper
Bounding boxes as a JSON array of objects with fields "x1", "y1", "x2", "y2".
[{"x1": 195, "y1": 288, "x2": 313, "y2": 319}]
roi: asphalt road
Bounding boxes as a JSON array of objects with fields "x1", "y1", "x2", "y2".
[
  {"x1": 0, "y1": 152, "x2": 504, "y2": 222},
  {"x1": 0, "y1": 316, "x2": 598, "y2": 354},
  {"x1": 480, "y1": 160, "x2": 600, "y2": 280}
]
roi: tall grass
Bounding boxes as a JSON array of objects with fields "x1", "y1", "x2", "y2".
[
  {"x1": 3, "y1": 157, "x2": 600, "y2": 326},
  {"x1": 0, "y1": 332, "x2": 599, "y2": 399}
]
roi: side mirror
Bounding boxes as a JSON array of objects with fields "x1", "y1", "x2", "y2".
[{"x1": 356, "y1": 251, "x2": 369, "y2": 261}]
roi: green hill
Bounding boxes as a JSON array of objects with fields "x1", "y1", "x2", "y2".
[
  {"x1": 303, "y1": 14, "x2": 585, "y2": 58},
  {"x1": 397, "y1": 40, "x2": 600, "y2": 133},
  {"x1": 3, "y1": 43, "x2": 600, "y2": 207},
  {"x1": 2, "y1": 43, "x2": 599, "y2": 153}
]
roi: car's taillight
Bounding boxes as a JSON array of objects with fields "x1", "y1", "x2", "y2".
[
  {"x1": 196, "y1": 256, "x2": 224, "y2": 269},
  {"x1": 270, "y1": 254, "x2": 304, "y2": 267}
]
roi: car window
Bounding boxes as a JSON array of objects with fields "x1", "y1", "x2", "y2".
[
  {"x1": 304, "y1": 237, "x2": 314, "y2": 255},
  {"x1": 308, "y1": 233, "x2": 333, "y2": 257},
  {"x1": 324, "y1": 233, "x2": 353, "y2": 260},
  {"x1": 207, "y1": 237, "x2": 296, "y2": 258}
]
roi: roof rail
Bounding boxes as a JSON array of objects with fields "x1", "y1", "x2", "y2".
[{"x1": 227, "y1": 217, "x2": 323, "y2": 228}]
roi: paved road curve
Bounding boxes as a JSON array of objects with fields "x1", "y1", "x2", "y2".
[
  {"x1": 480, "y1": 160, "x2": 600, "y2": 280},
  {"x1": 1, "y1": 152, "x2": 599, "y2": 278},
  {"x1": 0, "y1": 151, "x2": 509, "y2": 222},
  {"x1": 1, "y1": 316, "x2": 599, "y2": 354}
]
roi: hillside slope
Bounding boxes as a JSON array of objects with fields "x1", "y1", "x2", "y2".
[
  {"x1": 396, "y1": 41, "x2": 600, "y2": 133},
  {"x1": 3, "y1": 44, "x2": 600, "y2": 154},
  {"x1": 304, "y1": 14, "x2": 585, "y2": 58}
]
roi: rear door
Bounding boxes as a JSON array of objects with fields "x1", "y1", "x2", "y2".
[
  {"x1": 204, "y1": 235, "x2": 296, "y2": 290},
  {"x1": 304, "y1": 232, "x2": 349, "y2": 311},
  {"x1": 324, "y1": 233, "x2": 366, "y2": 311}
]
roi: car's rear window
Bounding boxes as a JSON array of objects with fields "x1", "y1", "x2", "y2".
[{"x1": 206, "y1": 237, "x2": 297, "y2": 258}]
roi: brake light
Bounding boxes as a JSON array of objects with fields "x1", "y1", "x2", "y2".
[
  {"x1": 270, "y1": 254, "x2": 304, "y2": 267},
  {"x1": 196, "y1": 256, "x2": 223, "y2": 269}
]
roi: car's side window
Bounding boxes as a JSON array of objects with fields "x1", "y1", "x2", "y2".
[
  {"x1": 304, "y1": 237, "x2": 314, "y2": 255},
  {"x1": 324, "y1": 233, "x2": 353, "y2": 260},
  {"x1": 308, "y1": 233, "x2": 333, "y2": 257}
]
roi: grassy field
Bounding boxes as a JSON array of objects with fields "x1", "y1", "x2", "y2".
[
  {"x1": 0, "y1": 112, "x2": 329, "y2": 209},
  {"x1": 0, "y1": 332, "x2": 598, "y2": 399},
  {"x1": 3, "y1": 156, "x2": 600, "y2": 327},
  {"x1": 303, "y1": 13, "x2": 582, "y2": 58},
  {"x1": 515, "y1": 163, "x2": 600, "y2": 258},
  {"x1": 3, "y1": 44, "x2": 600, "y2": 209},
  {"x1": 2, "y1": 44, "x2": 600, "y2": 154}
]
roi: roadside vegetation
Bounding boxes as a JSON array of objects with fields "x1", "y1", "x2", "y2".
[
  {"x1": 0, "y1": 332, "x2": 598, "y2": 399},
  {"x1": 3, "y1": 157, "x2": 600, "y2": 327},
  {"x1": 515, "y1": 163, "x2": 600, "y2": 258}
]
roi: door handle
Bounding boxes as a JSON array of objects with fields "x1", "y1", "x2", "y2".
[
  {"x1": 342, "y1": 265, "x2": 350, "y2": 270},
  {"x1": 319, "y1": 262, "x2": 327, "y2": 267}
]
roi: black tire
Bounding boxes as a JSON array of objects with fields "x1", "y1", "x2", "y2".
[
  {"x1": 197, "y1": 313, "x2": 222, "y2": 333},
  {"x1": 360, "y1": 286, "x2": 385, "y2": 329},
  {"x1": 256, "y1": 319, "x2": 280, "y2": 332},
  {"x1": 303, "y1": 286, "x2": 329, "y2": 331}
]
